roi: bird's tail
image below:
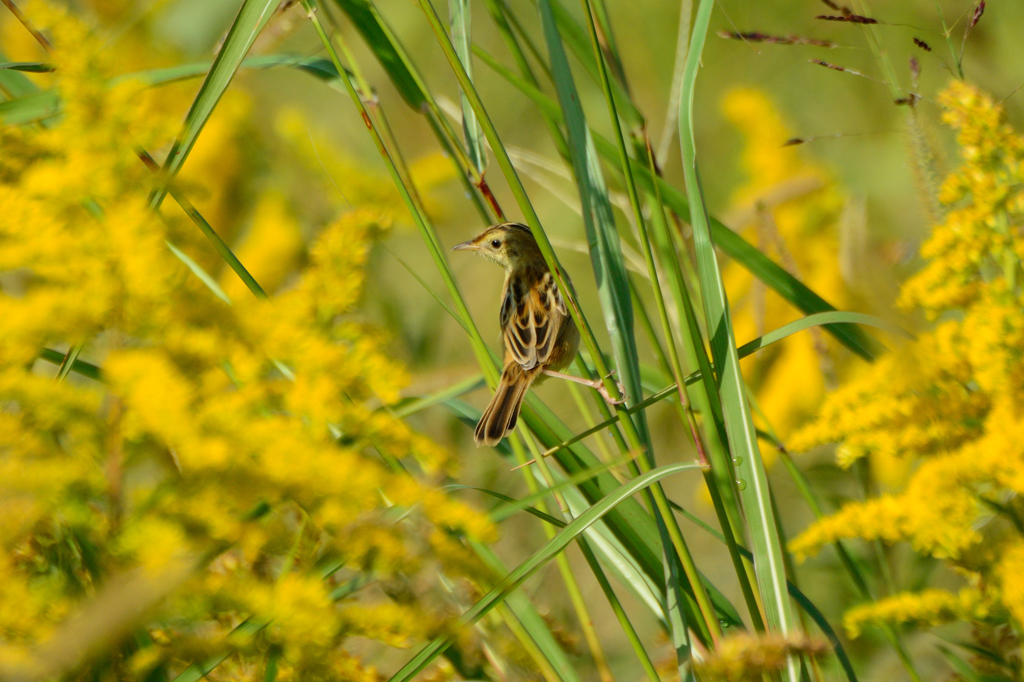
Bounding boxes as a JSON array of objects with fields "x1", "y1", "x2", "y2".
[{"x1": 475, "y1": 363, "x2": 537, "y2": 447}]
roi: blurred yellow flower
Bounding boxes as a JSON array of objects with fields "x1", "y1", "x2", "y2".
[
  {"x1": 0, "y1": 3, "x2": 491, "y2": 678},
  {"x1": 843, "y1": 588, "x2": 994, "y2": 639},
  {"x1": 791, "y1": 81, "x2": 1024, "y2": 642}
]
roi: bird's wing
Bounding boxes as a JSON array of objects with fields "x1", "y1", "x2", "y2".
[{"x1": 502, "y1": 271, "x2": 566, "y2": 371}]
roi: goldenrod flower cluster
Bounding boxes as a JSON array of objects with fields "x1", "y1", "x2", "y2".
[
  {"x1": 790, "y1": 82, "x2": 1024, "y2": 640},
  {"x1": 0, "y1": 4, "x2": 492, "y2": 679},
  {"x1": 721, "y1": 89, "x2": 851, "y2": 458}
]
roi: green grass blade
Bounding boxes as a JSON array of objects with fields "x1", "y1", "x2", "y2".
[
  {"x1": 54, "y1": 344, "x2": 83, "y2": 382},
  {"x1": 165, "y1": 241, "x2": 232, "y2": 305},
  {"x1": 0, "y1": 89, "x2": 58, "y2": 123},
  {"x1": 0, "y1": 55, "x2": 321, "y2": 124},
  {"x1": 678, "y1": 0, "x2": 799, "y2": 676},
  {"x1": 162, "y1": 186, "x2": 266, "y2": 298},
  {"x1": 537, "y1": 0, "x2": 641, "y2": 426},
  {"x1": 448, "y1": 0, "x2": 486, "y2": 174},
  {"x1": 331, "y1": 0, "x2": 428, "y2": 109},
  {"x1": 472, "y1": 543, "x2": 583, "y2": 682},
  {"x1": 0, "y1": 61, "x2": 52, "y2": 72},
  {"x1": 149, "y1": 0, "x2": 278, "y2": 209},
  {"x1": 131, "y1": 54, "x2": 341, "y2": 86},
  {"x1": 38, "y1": 349, "x2": 102, "y2": 381},
  {"x1": 482, "y1": 459, "x2": 642, "y2": 523},
  {"x1": 379, "y1": 242, "x2": 469, "y2": 334},
  {"x1": 529, "y1": 0, "x2": 642, "y2": 129},
  {"x1": 737, "y1": 311, "x2": 907, "y2": 357},
  {"x1": 388, "y1": 461, "x2": 701, "y2": 681},
  {"x1": 576, "y1": 539, "x2": 661, "y2": 682},
  {"x1": 0, "y1": 50, "x2": 41, "y2": 97},
  {"x1": 390, "y1": 375, "x2": 484, "y2": 418},
  {"x1": 452, "y1": 485, "x2": 565, "y2": 527}
]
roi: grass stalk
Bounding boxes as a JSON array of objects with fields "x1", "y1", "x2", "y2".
[
  {"x1": 565, "y1": 380, "x2": 620, "y2": 466},
  {"x1": 519, "y1": 431, "x2": 614, "y2": 682},
  {"x1": 637, "y1": 151, "x2": 765, "y2": 629},
  {"x1": 934, "y1": 0, "x2": 964, "y2": 79},
  {"x1": 678, "y1": 0, "x2": 799, "y2": 676}
]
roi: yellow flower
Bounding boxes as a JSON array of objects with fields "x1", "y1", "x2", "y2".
[
  {"x1": 843, "y1": 588, "x2": 994, "y2": 639},
  {"x1": 0, "y1": 2, "x2": 488, "y2": 676},
  {"x1": 792, "y1": 81, "x2": 1024, "y2": 644}
]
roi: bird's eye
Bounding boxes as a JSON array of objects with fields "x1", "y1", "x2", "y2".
[{"x1": 490, "y1": 239, "x2": 502, "y2": 249}]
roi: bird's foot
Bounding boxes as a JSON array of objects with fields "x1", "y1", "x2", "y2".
[{"x1": 591, "y1": 371, "x2": 627, "y2": 406}]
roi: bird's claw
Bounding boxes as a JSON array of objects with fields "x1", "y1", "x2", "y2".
[{"x1": 594, "y1": 371, "x2": 627, "y2": 406}]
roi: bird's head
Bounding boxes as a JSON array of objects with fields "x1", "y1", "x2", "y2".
[{"x1": 452, "y1": 222, "x2": 541, "y2": 271}]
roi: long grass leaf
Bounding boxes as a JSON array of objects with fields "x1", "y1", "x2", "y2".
[
  {"x1": 388, "y1": 461, "x2": 701, "y2": 681},
  {"x1": 678, "y1": 0, "x2": 799, "y2": 677},
  {"x1": 537, "y1": 0, "x2": 640, "y2": 426},
  {"x1": 380, "y1": 243, "x2": 468, "y2": 333},
  {"x1": 0, "y1": 61, "x2": 52, "y2": 72},
  {"x1": 149, "y1": 0, "x2": 278, "y2": 209},
  {"x1": 472, "y1": 543, "x2": 583, "y2": 682},
  {"x1": 0, "y1": 88, "x2": 57, "y2": 123},
  {"x1": 38, "y1": 349, "x2": 102, "y2": 381},
  {"x1": 162, "y1": 186, "x2": 266, "y2": 298},
  {"x1": 525, "y1": 0, "x2": 642, "y2": 128},
  {"x1": 448, "y1": 0, "x2": 486, "y2": 174},
  {"x1": 391, "y1": 376, "x2": 484, "y2": 418},
  {"x1": 0, "y1": 49, "x2": 40, "y2": 97},
  {"x1": 166, "y1": 241, "x2": 232, "y2": 305},
  {"x1": 331, "y1": 0, "x2": 428, "y2": 108},
  {"x1": 737, "y1": 311, "x2": 907, "y2": 356}
]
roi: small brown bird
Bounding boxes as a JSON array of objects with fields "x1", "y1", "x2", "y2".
[{"x1": 453, "y1": 222, "x2": 624, "y2": 447}]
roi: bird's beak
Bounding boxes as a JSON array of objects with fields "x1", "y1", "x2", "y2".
[{"x1": 452, "y1": 239, "x2": 476, "y2": 252}]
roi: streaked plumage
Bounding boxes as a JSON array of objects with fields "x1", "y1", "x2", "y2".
[{"x1": 453, "y1": 223, "x2": 580, "y2": 446}]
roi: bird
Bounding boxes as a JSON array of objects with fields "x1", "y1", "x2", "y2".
[{"x1": 453, "y1": 222, "x2": 624, "y2": 447}]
